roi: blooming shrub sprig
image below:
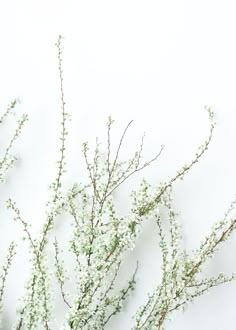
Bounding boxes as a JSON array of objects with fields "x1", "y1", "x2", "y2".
[
  {"x1": 3, "y1": 36, "x2": 236, "y2": 330},
  {"x1": 0, "y1": 100, "x2": 28, "y2": 182}
]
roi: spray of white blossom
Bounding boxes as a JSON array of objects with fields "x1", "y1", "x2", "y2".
[{"x1": 4, "y1": 37, "x2": 236, "y2": 330}]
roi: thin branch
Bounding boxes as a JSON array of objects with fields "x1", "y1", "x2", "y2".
[{"x1": 54, "y1": 238, "x2": 71, "y2": 308}]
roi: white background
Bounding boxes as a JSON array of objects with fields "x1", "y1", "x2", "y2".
[{"x1": 1, "y1": 1, "x2": 236, "y2": 329}]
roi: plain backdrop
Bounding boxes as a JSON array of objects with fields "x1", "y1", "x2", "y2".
[{"x1": 1, "y1": 1, "x2": 236, "y2": 329}]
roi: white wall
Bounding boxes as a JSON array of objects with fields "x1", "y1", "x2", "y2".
[{"x1": 0, "y1": 1, "x2": 236, "y2": 329}]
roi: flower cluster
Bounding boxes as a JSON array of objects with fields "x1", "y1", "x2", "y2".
[{"x1": 0, "y1": 100, "x2": 28, "y2": 182}]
